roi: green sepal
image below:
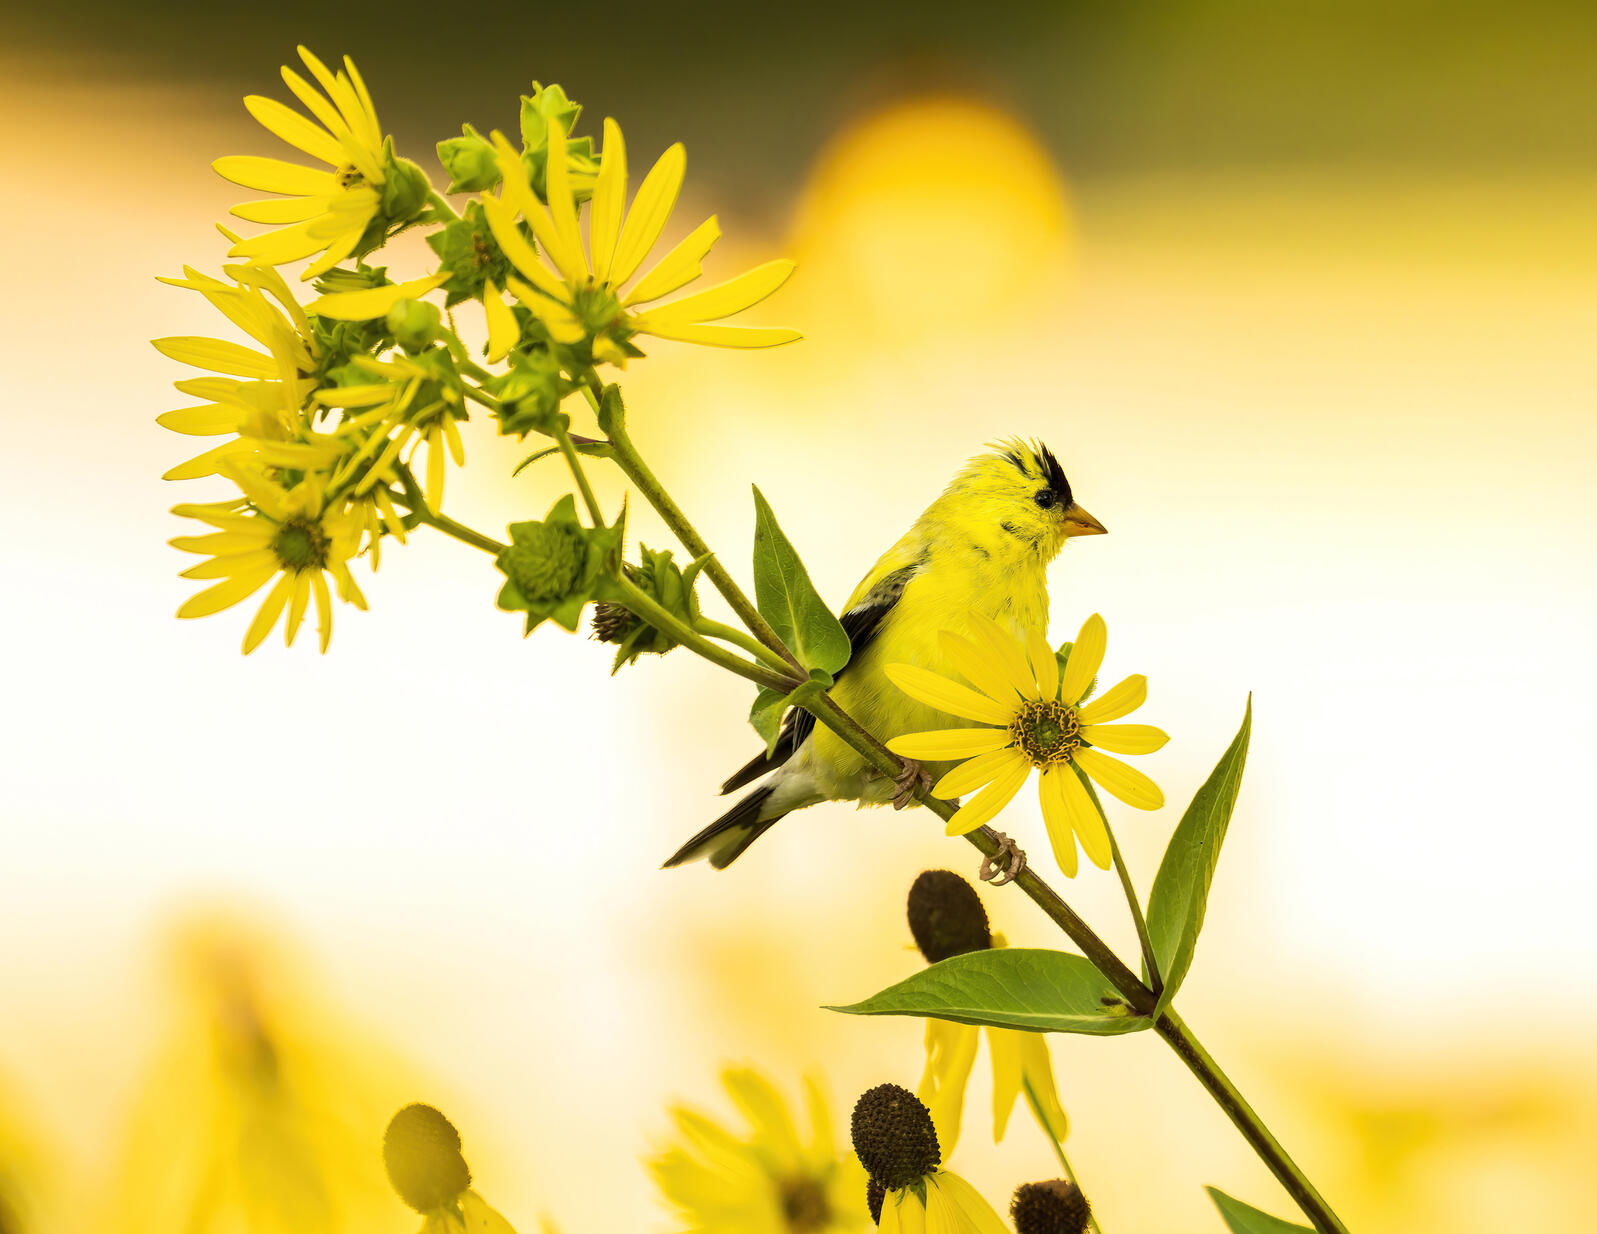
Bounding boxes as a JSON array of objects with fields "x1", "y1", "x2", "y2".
[
  {"x1": 379, "y1": 144, "x2": 432, "y2": 224},
  {"x1": 494, "y1": 494, "x2": 624, "y2": 633},
  {"x1": 1144, "y1": 696, "x2": 1253, "y2": 1017},
  {"x1": 826, "y1": 948, "x2": 1152, "y2": 1036},
  {"x1": 750, "y1": 485, "x2": 850, "y2": 675},
  {"x1": 517, "y1": 84, "x2": 597, "y2": 203},
  {"x1": 601, "y1": 543, "x2": 703, "y2": 671},
  {"x1": 436, "y1": 123, "x2": 500, "y2": 195},
  {"x1": 426, "y1": 200, "x2": 513, "y2": 308},
  {"x1": 1206, "y1": 1188, "x2": 1313, "y2": 1234},
  {"x1": 594, "y1": 383, "x2": 626, "y2": 436},
  {"x1": 488, "y1": 349, "x2": 573, "y2": 438}
]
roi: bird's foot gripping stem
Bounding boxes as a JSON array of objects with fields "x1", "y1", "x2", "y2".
[
  {"x1": 891, "y1": 758, "x2": 933, "y2": 810},
  {"x1": 979, "y1": 831, "x2": 1027, "y2": 887}
]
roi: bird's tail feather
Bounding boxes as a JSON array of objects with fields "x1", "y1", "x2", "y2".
[{"x1": 663, "y1": 784, "x2": 788, "y2": 870}]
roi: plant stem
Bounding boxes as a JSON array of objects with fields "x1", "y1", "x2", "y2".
[
  {"x1": 616, "y1": 577, "x2": 798, "y2": 694},
  {"x1": 596, "y1": 398, "x2": 804, "y2": 675},
  {"x1": 1154, "y1": 1010, "x2": 1350, "y2": 1234},
  {"x1": 388, "y1": 484, "x2": 506, "y2": 555},
  {"x1": 1022, "y1": 1076, "x2": 1104, "y2": 1234},
  {"x1": 554, "y1": 423, "x2": 606, "y2": 526},
  {"x1": 1104, "y1": 818, "x2": 1162, "y2": 996},
  {"x1": 694, "y1": 616, "x2": 792, "y2": 674}
]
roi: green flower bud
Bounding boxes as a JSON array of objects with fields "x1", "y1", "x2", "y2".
[
  {"x1": 386, "y1": 298, "x2": 443, "y2": 351},
  {"x1": 380, "y1": 146, "x2": 432, "y2": 225},
  {"x1": 517, "y1": 83, "x2": 597, "y2": 203},
  {"x1": 426, "y1": 201, "x2": 512, "y2": 308},
  {"x1": 490, "y1": 348, "x2": 571, "y2": 438},
  {"x1": 383, "y1": 1104, "x2": 471, "y2": 1213},
  {"x1": 495, "y1": 494, "x2": 625, "y2": 633},
  {"x1": 590, "y1": 545, "x2": 704, "y2": 672},
  {"x1": 437, "y1": 123, "x2": 500, "y2": 194}
]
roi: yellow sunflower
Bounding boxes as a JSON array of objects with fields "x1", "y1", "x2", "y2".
[
  {"x1": 885, "y1": 613, "x2": 1168, "y2": 878},
  {"x1": 214, "y1": 46, "x2": 389, "y2": 280},
  {"x1": 479, "y1": 117, "x2": 800, "y2": 361},
  {"x1": 170, "y1": 466, "x2": 367, "y2": 653},
  {"x1": 153, "y1": 261, "x2": 341, "y2": 481},
  {"x1": 649, "y1": 1068, "x2": 869, "y2": 1234},
  {"x1": 851, "y1": 1085, "x2": 1007, "y2": 1234}
]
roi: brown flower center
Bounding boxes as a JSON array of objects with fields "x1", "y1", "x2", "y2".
[
  {"x1": 778, "y1": 1175, "x2": 831, "y2": 1233},
  {"x1": 1009, "y1": 699, "x2": 1080, "y2": 768}
]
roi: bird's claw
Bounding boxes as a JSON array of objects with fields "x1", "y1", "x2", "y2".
[
  {"x1": 979, "y1": 831, "x2": 1027, "y2": 887},
  {"x1": 892, "y1": 758, "x2": 932, "y2": 810}
]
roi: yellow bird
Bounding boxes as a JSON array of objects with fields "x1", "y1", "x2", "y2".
[{"x1": 665, "y1": 440, "x2": 1107, "y2": 869}]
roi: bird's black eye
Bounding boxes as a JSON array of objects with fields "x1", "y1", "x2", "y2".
[{"x1": 1033, "y1": 489, "x2": 1056, "y2": 509}]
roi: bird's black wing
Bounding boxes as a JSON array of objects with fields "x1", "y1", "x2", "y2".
[{"x1": 718, "y1": 563, "x2": 921, "y2": 793}]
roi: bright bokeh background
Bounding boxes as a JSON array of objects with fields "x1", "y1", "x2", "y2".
[{"x1": 2, "y1": 4, "x2": 1595, "y2": 1231}]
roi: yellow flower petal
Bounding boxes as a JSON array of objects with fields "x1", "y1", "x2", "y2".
[
  {"x1": 311, "y1": 569, "x2": 334, "y2": 652},
  {"x1": 884, "y1": 663, "x2": 1014, "y2": 725},
  {"x1": 1078, "y1": 673, "x2": 1147, "y2": 724},
  {"x1": 1055, "y1": 765, "x2": 1112, "y2": 869},
  {"x1": 1080, "y1": 723, "x2": 1168, "y2": 755},
  {"x1": 931, "y1": 1173, "x2": 1011, "y2": 1234},
  {"x1": 212, "y1": 155, "x2": 338, "y2": 197},
  {"x1": 589, "y1": 117, "x2": 627, "y2": 283},
  {"x1": 229, "y1": 195, "x2": 333, "y2": 225},
  {"x1": 543, "y1": 120, "x2": 589, "y2": 283},
  {"x1": 987, "y1": 1025, "x2": 1024, "y2": 1139},
  {"x1": 1059, "y1": 612, "x2": 1107, "y2": 705},
  {"x1": 1037, "y1": 769, "x2": 1081, "y2": 878},
  {"x1": 311, "y1": 273, "x2": 447, "y2": 321},
  {"x1": 937, "y1": 630, "x2": 1021, "y2": 706},
  {"x1": 634, "y1": 259, "x2": 795, "y2": 326},
  {"x1": 933, "y1": 746, "x2": 1024, "y2": 800},
  {"x1": 966, "y1": 612, "x2": 1040, "y2": 700},
  {"x1": 1074, "y1": 746, "x2": 1164, "y2": 811},
  {"x1": 243, "y1": 93, "x2": 344, "y2": 166},
  {"x1": 157, "y1": 405, "x2": 243, "y2": 435},
  {"x1": 242, "y1": 573, "x2": 295, "y2": 653},
  {"x1": 179, "y1": 548, "x2": 277, "y2": 580},
  {"x1": 505, "y1": 277, "x2": 585, "y2": 343},
  {"x1": 483, "y1": 281, "x2": 518, "y2": 362},
  {"x1": 887, "y1": 727, "x2": 1011, "y2": 761},
  {"x1": 919, "y1": 1020, "x2": 979, "y2": 1158},
  {"x1": 1027, "y1": 626, "x2": 1059, "y2": 702},
  {"x1": 176, "y1": 562, "x2": 276, "y2": 618},
  {"x1": 153, "y1": 336, "x2": 277, "y2": 379},
  {"x1": 482, "y1": 192, "x2": 573, "y2": 304},
  {"x1": 625, "y1": 320, "x2": 802, "y2": 349},
  {"x1": 943, "y1": 751, "x2": 1030, "y2": 834},
  {"x1": 610, "y1": 141, "x2": 685, "y2": 285},
  {"x1": 622, "y1": 215, "x2": 720, "y2": 306},
  {"x1": 1018, "y1": 1031, "x2": 1069, "y2": 1142}
]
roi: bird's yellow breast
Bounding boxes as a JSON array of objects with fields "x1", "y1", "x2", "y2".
[{"x1": 809, "y1": 542, "x2": 1052, "y2": 794}]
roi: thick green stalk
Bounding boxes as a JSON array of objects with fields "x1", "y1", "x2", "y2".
[
  {"x1": 694, "y1": 616, "x2": 792, "y2": 674},
  {"x1": 1154, "y1": 1010, "x2": 1350, "y2": 1234},
  {"x1": 554, "y1": 422, "x2": 606, "y2": 527}
]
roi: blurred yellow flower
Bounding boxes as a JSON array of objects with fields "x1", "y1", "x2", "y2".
[
  {"x1": 650, "y1": 1068, "x2": 869, "y2": 1234},
  {"x1": 886, "y1": 613, "x2": 1167, "y2": 878},
  {"x1": 0, "y1": 1077, "x2": 45, "y2": 1234},
  {"x1": 481, "y1": 118, "x2": 801, "y2": 358},
  {"x1": 170, "y1": 467, "x2": 367, "y2": 653},
  {"x1": 109, "y1": 916, "x2": 417, "y2": 1234},
  {"x1": 383, "y1": 1104, "x2": 520, "y2": 1234},
  {"x1": 215, "y1": 46, "x2": 388, "y2": 280}
]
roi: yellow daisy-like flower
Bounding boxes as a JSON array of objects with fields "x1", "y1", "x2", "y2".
[
  {"x1": 886, "y1": 612, "x2": 1168, "y2": 878},
  {"x1": 312, "y1": 351, "x2": 467, "y2": 515},
  {"x1": 649, "y1": 1068, "x2": 869, "y2": 1234},
  {"x1": 171, "y1": 466, "x2": 367, "y2": 653},
  {"x1": 153, "y1": 261, "x2": 341, "y2": 481},
  {"x1": 214, "y1": 46, "x2": 388, "y2": 280},
  {"x1": 852, "y1": 1085, "x2": 1007, "y2": 1234},
  {"x1": 479, "y1": 117, "x2": 801, "y2": 359}
]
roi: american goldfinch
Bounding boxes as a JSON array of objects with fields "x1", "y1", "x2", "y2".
[{"x1": 665, "y1": 440, "x2": 1106, "y2": 869}]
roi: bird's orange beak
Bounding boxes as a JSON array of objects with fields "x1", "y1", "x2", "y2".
[{"x1": 1062, "y1": 503, "x2": 1107, "y2": 537}]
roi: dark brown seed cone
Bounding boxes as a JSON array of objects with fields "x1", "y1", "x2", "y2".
[
  {"x1": 850, "y1": 1083, "x2": 940, "y2": 1192},
  {"x1": 867, "y1": 1176, "x2": 885, "y2": 1225},
  {"x1": 1011, "y1": 1179, "x2": 1093, "y2": 1234},
  {"x1": 383, "y1": 1103, "x2": 471, "y2": 1213},
  {"x1": 907, "y1": 870, "x2": 992, "y2": 963}
]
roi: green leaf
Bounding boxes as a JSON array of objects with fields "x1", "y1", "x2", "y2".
[
  {"x1": 1145, "y1": 696, "x2": 1253, "y2": 1016},
  {"x1": 750, "y1": 486, "x2": 850, "y2": 675},
  {"x1": 1207, "y1": 1187, "x2": 1313, "y2": 1233},
  {"x1": 826, "y1": 948, "x2": 1151, "y2": 1036},
  {"x1": 749, "y1": 687, "x2": 788, "y2": 755}
]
